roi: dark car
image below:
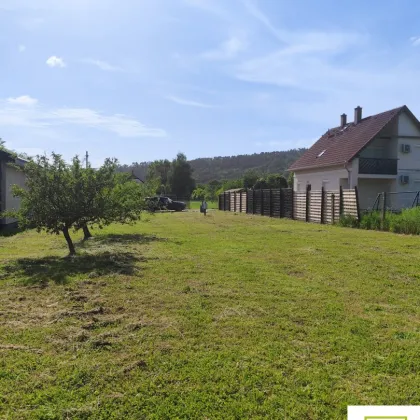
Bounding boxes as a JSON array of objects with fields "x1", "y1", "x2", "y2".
[{"x1": 145, "y1": 196, "x2": 186, "y2": 212}]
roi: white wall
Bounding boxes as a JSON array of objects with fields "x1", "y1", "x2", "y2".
[
  {"x1": 294, "y1": 165, "x2": 348, "y2": 191},
  {"x1": 396, "y1": 112, "x2": 420, "y2": 197},
  {"x1": 2, "y1": 163, "x2": 26, "y2": 225},
  {"x1": 358, "y1": 178, "x2": 394, "y2": 210}
]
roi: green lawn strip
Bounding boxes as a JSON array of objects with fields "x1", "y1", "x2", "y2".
[{"x1": 0, "y1": 211, "x2": 419, "y2": 419}]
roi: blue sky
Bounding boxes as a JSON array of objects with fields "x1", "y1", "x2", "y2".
[{"x1": 1, "y1": 0, "x2": 420, "y2": 167}]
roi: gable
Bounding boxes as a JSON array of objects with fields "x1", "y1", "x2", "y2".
[{"x1": 289, "y1": 106, "x2": 409, "y2": 172}]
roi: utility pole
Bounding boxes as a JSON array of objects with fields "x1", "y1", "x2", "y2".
[{"x1": 85, "y1": 151, "x2": 89, "y2": 169}]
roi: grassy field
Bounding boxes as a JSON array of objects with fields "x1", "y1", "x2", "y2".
[{"x1": 0, "y1": 211, "x2": 419, "y2": 419}]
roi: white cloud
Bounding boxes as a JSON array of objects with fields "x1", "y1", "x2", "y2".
[
  {"x1": 410, "y1": 36, "x2": 420, "y2": 47},
  {"x1": 18, "y1": 44, "x2": 26, "y2": 52},
  {"x1": 7, "y1": 95, "x2": 38, "y2": 106},
  {"x1": 46, "y1": 56, "x2": 66, "y2": 68},
  {"x1": 0, "y1": 100, "x2": 166, "y2": 138},
  {"x1": 166, "y1": 95, "x2": 214, "y2": 108},
  {"x1": 83, "y1": 58, "x2": 123, "y2": 72},
  {"x1": 201, "y1": 36, "x2": 247, "y2": 60}
]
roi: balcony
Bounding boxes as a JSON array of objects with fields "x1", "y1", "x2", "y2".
[{"x1": 359, "y1": 158, "x2": 397, "y2": 175}]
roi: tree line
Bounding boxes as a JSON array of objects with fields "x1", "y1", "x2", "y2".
[
  {"x1": 190, "y1": 170, "x2": 294, "y2": 202},
  {"x1": 118, "y1": 149, "x2": 306, "y2": 184}
]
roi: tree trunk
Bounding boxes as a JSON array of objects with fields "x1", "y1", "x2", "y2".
[
  {"x1": 63, "y1": 227, "x2": 76, "y2": 255},
  {"x1": 82, "y1": 224, "x2": 92, "y2": 240}
]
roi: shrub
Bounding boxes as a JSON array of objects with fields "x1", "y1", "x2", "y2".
[
  {"x1": 389, "y1": 207, "x2": 420, "y2": 235},
  {"x1": 338, "y1": 214, "x2": 359, "y2": 228},
  {"x1": 360, "y1": 211, "x2": 382, "y2": 230}
]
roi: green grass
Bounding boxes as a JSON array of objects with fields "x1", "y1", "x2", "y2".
[
  {"x1": 189, "y1": 200, "x2": 218, "y2": 210},
  {"x1": 1, "y1": 212, "x2": 419, "y2": 419}
]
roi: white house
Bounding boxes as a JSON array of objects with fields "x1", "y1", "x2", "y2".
[
  {"x1": 289, "y1": 105, "x2": 420, "y2": 210},
  {"x1": 0, "y1": 150, "x2": 26, "y2": 227}
]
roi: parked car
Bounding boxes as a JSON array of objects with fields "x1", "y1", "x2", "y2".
[{"x1": 145, "y1": 196, "x2": 186, "y2": 212}]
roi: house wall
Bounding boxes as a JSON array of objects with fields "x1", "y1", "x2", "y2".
[
  {"x1": 1, "y1": 163, "x2": 26, "y2": 225},
  {"x1": 396, "y1": 112, "x2": 420, "y2": 196},
  {"x1": 294, "y1": 165, "x2": 348, "y2": 191},
  {"x1": 357, "y1": 178, "x2": 395, "y2": 210}
]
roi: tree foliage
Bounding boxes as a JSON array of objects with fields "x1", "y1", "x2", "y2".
[
  {"x1": 5, "y1": 153, "x2": 148, "y2": 255},
  {"x1": 169, "y1": 153, "x2": 196, "y2": 197}
]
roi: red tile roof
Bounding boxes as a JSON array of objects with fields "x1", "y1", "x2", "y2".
[{"x1": 289, "y1": 106, "x2": 412, "y2": 171}]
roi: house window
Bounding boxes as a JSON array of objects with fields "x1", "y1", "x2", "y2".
[
  {"x1": 297, "y1": 183, "x2": 301, "y2": 192},
  {"x1": 322, "y1": 180, "x2": 329, "y2": 190}
]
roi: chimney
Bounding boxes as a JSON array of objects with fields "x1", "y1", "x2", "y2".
[
  {"x1": 340, "y1": 113, "x2": 347, "y2": 127},
  {"x1": 354, "y1": 106, "x2": 362, "y2": 124}
]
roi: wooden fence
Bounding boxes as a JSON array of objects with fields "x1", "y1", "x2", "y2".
[{"x1": 219, "y1": 186, "x2": 360, "y2": 224}]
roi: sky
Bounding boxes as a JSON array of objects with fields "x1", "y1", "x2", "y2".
[{"x1": 1, "y1": 0, "x2": 420, "y2": 167}]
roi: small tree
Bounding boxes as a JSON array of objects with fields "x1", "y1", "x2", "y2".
[
  {"x1": 6, "y1": 153, "x2": 148, "y2": 255},
  {"x1": 7, "y1": 153, "x2": 81, "y2": 254}
]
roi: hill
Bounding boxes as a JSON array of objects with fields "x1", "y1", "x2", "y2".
[
  {"x1": 119, "y1": 149, "x2": 307, "y2": 184},
  {"x1": 189, "y1": 149, "x2": 306, "y2": 183}
]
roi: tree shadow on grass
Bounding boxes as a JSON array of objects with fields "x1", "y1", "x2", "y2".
[
  {"x1": 1, "y1": 251, "x2": 144, "y2": 286},
  {"x1": 81, "y1": 233, "x2": 166, "y2": 247}
]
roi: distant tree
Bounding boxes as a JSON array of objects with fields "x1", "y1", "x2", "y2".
[
  {"x1": 191, "y1": 187, "x2": 206, "y2": 201},
  {"x1": 147, "y1": 159, "x2": 171, "y2": 194},
  {"x1": 266, "y1": 174, "x2": 288, "y2": 189},
  {"x1": 253, "y1": 177, "x2": 268, "y2": 189},
  {"x1": 242, "y1": 169, "x2": 259, "y2": 189},
  {"x1": 169, "y1": 153, "x2": 196, "y2": 197}
]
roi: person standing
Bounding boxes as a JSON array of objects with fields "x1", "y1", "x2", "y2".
[{"x1": 201, "y1": 199, "x2": 208, "y2": 216}]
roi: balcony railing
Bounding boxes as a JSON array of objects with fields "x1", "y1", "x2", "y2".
[{"x1": 359, "y1": 157, "x2": 397, "y2": 175}]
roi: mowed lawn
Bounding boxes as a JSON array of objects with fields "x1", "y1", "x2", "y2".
[{"x1": 0, "y1": 211, "x2": 419, "y2": 419}]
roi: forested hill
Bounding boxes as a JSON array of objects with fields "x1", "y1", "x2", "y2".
[
  {"x1": 189, "y1": 149, "x2": 307, "y2": 183},
  {"x1": 118, "y1": 149, "x2": 307, "y2": 184}
]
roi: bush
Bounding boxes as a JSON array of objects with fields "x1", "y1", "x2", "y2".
[
  {"x1": 359, "y1": 207, "x2": 420, "y2": 235},
  {"x1": 389, "y1": 207, "x2": 420, "y2": 235},
  {"x1": 338, "y1": 214, "x2": 359, "y2": 228},
  {"x1": 360, "y1": 211, "x2": 382, "y2": 230}
]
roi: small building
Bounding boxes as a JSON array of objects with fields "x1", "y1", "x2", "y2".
[
  {"x1": 0, "y1": 150, "x2": 26, "y2": 227},
  {"x1": 289, "y1": 105, "x2": 420, "y2": 210}
]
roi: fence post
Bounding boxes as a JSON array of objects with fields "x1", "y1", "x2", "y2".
[
  {"x1": 354, "y1": 185, "x2": 361, "y2": 221},
  {"x1": 246, "y1": 190, "x2": 249, "y2": 213},
  {"x1": 234, "y1": 193, "x2": 237, "y2": 213},
  {"x1": 253, "y1": 189, "x2": 256, "y2": 214},
  {"x1": 382, "y1": 191, "x2": 387, "y2": 228},
  {"x1": 305, "y1": 185, "x2": 310, "y2": 222},
  {"x1": 239, "y1": 192, "x2": 242, "y2": 213},
  {"x1": 331, "y1": 193, "x2": 335, "y2": 224},
  {"x1": 260, "y1": 190, "x2": 264, "y2": 216},
  {"x1": 321, "y1": 187, "x2": 325, "y2": 224},
  {"x1": 269, "y1": 189, "x2": 272, "y2": 217},
  {"x1": 339, "y1": 186, "x2": 344, "y2": 216},
  {"x1": 291, "y1": 188, "x2": 294, "y2": 220},
  {"x1": 279, "y1": 188, "x2": 283, "y2": 218}
]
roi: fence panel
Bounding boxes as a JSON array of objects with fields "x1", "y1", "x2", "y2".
[
  {"x1": 282, "y1": 189, "x2": 293, "y2": 219},
  {"x1": 220, "y1": 188, "x2": 359, "y2": 224},
  {"x1": 247, "y1": 189, "x2": 254, "y2": 214},
  {"x1": 342, "y1": 189, "x2": 358, "y2": 218},
  {"x1": 254, "y1": 190, "x2": 262, "y2": 215},
  {"x1": 271, "y1": 189, "x2": 281, "y2": 217},
  {"x1": 293, "y1": 192, "x2": 307, "y2": 221},
  {"x1": 324, "y1": 191, "x2": 340, "y2": 224},
  {"x1": 308, "y1": 190, "x2": 322, "y2": 223},
  {"x1": 262, "y1": 189, "x2": 271, "y2": 216}
]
